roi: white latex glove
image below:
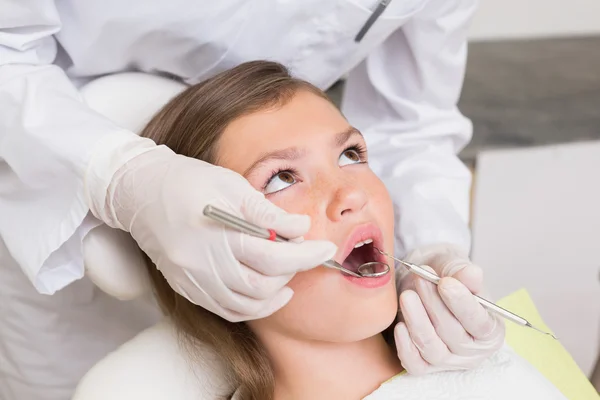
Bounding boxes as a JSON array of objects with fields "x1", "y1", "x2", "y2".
[
  {"x1": 394, "y1": 243, "x2": 505, "y2": 375},
  {"x1": 93, "y1": 146, "x2": 337, "y2": 322}
]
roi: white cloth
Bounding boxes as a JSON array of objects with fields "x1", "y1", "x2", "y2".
[
  {"x1": 73, "y1": 325, "x2": 566, "y2": 400},
  {"x1": 0, "y1": 0, "x2": 474, "y2": 294},
  {"x1": 363, "y1": 345, "x2": 567, "y2": 400}
]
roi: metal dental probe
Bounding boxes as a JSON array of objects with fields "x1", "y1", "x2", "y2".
[
  {"x1": 375, "y1": 247, "x2": 558, "y2": 340},
  {"x1": 202, "y1": 205, "x2": 390, "y2": 278}
]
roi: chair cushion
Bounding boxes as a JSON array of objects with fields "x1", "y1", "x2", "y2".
[{"x1": 72, "y1": 318, "x2": 235, "y2": 400}]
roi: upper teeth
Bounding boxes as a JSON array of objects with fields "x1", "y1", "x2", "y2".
[{"x1": 354, "y1": 239, "x2": 373, "y2": 248}]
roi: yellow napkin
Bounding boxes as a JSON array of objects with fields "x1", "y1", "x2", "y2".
[{"x1": 499, "y1": 289, "x2": 599, "y2": 400}]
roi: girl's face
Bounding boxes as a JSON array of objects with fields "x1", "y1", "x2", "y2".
[{"x1": 217, "y1": 90, "x2": 397, "y2": 343}]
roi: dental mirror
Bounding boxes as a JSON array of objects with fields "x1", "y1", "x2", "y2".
[{"x1": 357, "y1": 261, "x2": 391, "y2": 278}]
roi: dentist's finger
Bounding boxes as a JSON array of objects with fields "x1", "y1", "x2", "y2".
[
  {"x1": 448, "y1": 263, "x2": 484, "y2": 295},
  {"x1": 399, "y1": 289, "x2": 451, "y2": 366},
  {"x1": 438, "y1": 277, "x2": 505, "y2": 341},
  {"x1": 241, "y1": 193, "x2": 311, "y2": 239},
  {"x1": 230, "y1": 232, "x2": 337, "y2": 276},
  {"x1": 394, "y1": 321, "x2": 431, "y2": 375},
  {"x1": 414, "y1": 268, "x2": 472, "y2": 353},
  {"x1": 211, "y1": 287, "x2": 294, "y2": 322},
  {"x1": 222, "y1": 262, "x2": 295, "y2": 300}
]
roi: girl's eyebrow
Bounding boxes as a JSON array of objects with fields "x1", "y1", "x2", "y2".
[
  {"x1": 243, "y1": 147, "x2": 306, "y2": 178},
  {"x1": 334, "y1": 126, "x2": 362, "y2": 147},
  {"x1": 243, "y1": 126, "x2": 363, "y2": 178}
]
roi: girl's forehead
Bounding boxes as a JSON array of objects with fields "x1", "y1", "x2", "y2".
[{"x1": 216, "y1": 91, "x2": 350, "y2": 167}]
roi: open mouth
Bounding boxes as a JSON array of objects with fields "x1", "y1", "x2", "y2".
[
  {"x1": 342, "y1": 240, "x2": 380, "y2": 273},
  {"x1": 336, "y1": 224, "x2": 388, "y2": 276}
]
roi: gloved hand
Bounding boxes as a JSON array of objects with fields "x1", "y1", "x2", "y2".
[
  {"x1": 394, "y1": 243, "x2": 505, "y2": 375},
  {"x1": 92, "y1": 146, "x2": 337, "y2": 322}
]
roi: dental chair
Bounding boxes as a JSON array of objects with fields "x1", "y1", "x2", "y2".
[{"x1": 74, "y1": 73, "x2": 598, "y2": 400}]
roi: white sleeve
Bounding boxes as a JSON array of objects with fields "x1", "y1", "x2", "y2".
[
  {"x1": 0, "y1": 0, "x2": 156, "y2": 294},
  {"x1": 342, "y1": 0, "x2": 477, "y2": 256}
]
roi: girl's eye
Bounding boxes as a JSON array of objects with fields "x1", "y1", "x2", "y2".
[
  {"x1": 263, "y1": 145, "x2": 366, "y2": 194},
  {"x1": 339, "y1": 148, "x2": 363, "y2": 166},
  {"x1": 264, "y1": 171, "x2": 297, "y2": 194}
]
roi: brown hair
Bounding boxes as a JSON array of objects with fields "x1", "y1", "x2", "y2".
[{"x1": 139, "y1": 61, "x2": 331, "y2": 400}]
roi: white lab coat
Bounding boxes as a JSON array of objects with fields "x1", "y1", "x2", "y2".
[{"x1": 0, "y1": 0, "x2": 475, "y2": 399}]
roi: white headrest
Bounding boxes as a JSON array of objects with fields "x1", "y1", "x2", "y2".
[
  {"x1": 82, "y1": 223, "x2": 151, "y2": 300},
  {"x1": 72, "y1": 319, "x2": 235, "y2": 400},
  {"x1": 80, "y1": 73, "x2": 187, "y2": 300},
  {"x1": 80, "y1": 72, "x2": 187, "y2": 133}
]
